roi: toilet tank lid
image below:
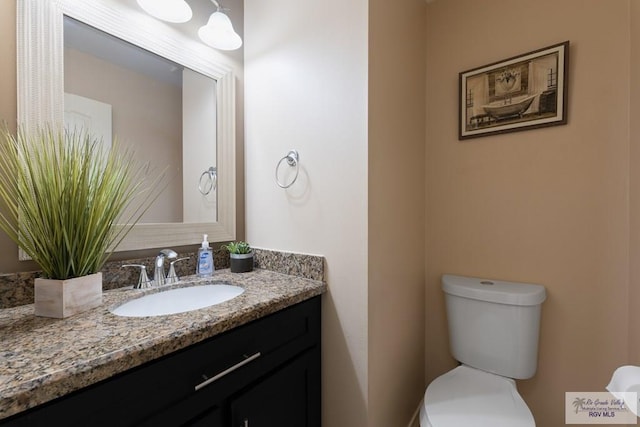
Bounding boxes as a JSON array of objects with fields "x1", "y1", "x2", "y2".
[{"x1": 442, "y1": 274, "x2": 546, "y2": 306}]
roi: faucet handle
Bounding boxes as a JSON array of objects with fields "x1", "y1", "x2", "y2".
[
  {"x1": 167, "y1": 257, "x2": 190, "y2": 284},
  {"x1": 159, "y1": 248, "x2": 178, "y2": 259},
  {"x1": 122, "y1": 264, "x2": 154, "y2": 289}
]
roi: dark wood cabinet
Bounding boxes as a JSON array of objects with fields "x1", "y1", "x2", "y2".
[
  {"x1": 229, "y1": 349, "x2": 320, "y2": 427},
  {"x1": 1, "y1": 297, "x2": 321, "y2": 427}
]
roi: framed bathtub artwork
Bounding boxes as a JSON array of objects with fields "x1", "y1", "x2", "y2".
[{"x1": 459, "y1": 41, "x2": 569, "y2": 140}]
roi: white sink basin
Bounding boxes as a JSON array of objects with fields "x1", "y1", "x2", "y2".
[{"x1": 110, "y1": 284, "x2": 244, "y2": 317}]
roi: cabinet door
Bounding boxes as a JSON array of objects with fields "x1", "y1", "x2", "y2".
[
  {"x1": 229, "y1": 349, "x2": 320, "y2": 427},
  {"x1": 184, "y1": 406, "x2": 223, "y2": 427}
]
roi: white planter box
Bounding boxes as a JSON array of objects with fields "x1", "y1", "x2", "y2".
[{"x1": 34, "y1": 272, "x2": 103, "y2": 318}]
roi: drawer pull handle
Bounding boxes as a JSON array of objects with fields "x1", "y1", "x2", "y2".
[{"x1": 195, "y1": 352, "x2": 261, "y2": 391}]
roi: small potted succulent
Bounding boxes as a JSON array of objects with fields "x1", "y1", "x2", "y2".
[{"x1": 223, "y1": 241, "x2": 254, "y2": 273}]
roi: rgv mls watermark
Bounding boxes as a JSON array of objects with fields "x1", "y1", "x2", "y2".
[{"x1": 566, "y1": 392, "x2": 638, "y2": 424}]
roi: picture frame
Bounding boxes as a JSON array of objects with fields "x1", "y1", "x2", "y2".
[{"x1": 459, "y1": 41, "x2": 569, "y2": 140}]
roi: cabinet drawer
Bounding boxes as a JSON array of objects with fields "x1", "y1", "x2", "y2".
[{"x1": 184, "y1": 295, "x2": 320, "y2": 393}]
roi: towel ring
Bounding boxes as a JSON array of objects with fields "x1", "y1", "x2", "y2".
[
  {"x1": 275, "y1": 150, "x2": 299, "y2": 189},
  {"x1": 198, "y1": 167, "x2": 217, "y2": 195}
]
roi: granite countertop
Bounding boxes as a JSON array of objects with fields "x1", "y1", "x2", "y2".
[{"x1": 0, "y1": 268, "x2": 326, "y2": 420}]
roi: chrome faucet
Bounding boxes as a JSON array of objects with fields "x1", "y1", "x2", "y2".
[{"x1": 154, "y1": 249, "x2": 178, "y2": 286}]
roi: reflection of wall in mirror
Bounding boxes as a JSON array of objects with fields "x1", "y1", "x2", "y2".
[
  {"x1": 183, "y1": 69, "x2": 217, "y2": 223},
  {"x1": 64, "y1": 48, "x2": 183, "y2": 223}
]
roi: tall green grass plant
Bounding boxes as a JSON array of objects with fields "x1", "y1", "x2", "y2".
[{"x1": 0, "y1": 125, "x2": 164, "y2": 279}]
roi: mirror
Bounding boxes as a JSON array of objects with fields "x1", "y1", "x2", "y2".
[
  {"x1": 64, "y1": 16, "x2": 218, "y2": 224},
  {"x1": 17, "y1": 0, "x2": 236, "y2": 255}
]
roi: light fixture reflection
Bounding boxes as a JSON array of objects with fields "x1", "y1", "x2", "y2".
[
  {"x1": 198, "y1": 10, "x2": 242, "y2": 51},
  {"x1": 137, "y1": 0, "x2": 193, "y2": 23}
]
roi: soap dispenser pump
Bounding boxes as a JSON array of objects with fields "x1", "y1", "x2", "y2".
[{"x1": 197, "y1": 234, "x2": 214, "y2": 277}]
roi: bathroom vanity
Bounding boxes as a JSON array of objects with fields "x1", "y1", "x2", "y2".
[
  {"x1": 6, "y1": 2, "x2": 324, "y2": 423},
  {"x1": 0, "y1": 269, "x2": 325, "y2": 426}
]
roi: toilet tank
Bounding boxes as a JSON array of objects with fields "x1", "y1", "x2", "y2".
[{"x1": 442, "y1": 274, "x2": 546, "y2": 380}]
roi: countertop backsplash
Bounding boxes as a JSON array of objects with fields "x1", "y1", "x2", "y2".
[{"x1": 0, "y1": 248, "x2": 325, "y2": 309}]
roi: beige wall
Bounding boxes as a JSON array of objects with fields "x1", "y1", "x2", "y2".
[
  {"x1": 0, "y1": 2, "x2": 15, "y2": 128},
  {"x1": 426, "y1": 1, "x2": 632, "y2": 426},
  {"x1": 630, "y1": 0, "x2": 640, "y2": 366},
  {"x1": 368, "y1": 0, "x2": 426, "y2": 426}
]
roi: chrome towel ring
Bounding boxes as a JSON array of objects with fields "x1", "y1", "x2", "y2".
[
  {"x1": 275, "y1": 150, "x2": 299, "y2": 189},
  {"x1": 198, "y1": 166, "x2": 217, "y2": 195}
]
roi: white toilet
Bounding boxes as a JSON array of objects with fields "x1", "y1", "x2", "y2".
[{"x1": 420, "y1": 274, "x2": 546, "y2": 427}]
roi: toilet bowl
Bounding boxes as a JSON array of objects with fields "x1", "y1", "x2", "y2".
[
  {"x1": 419, "y1": 365, "x2": 534, "y2": 427},
  {"x1": 420, "y1": 274, "x2": 546, "y2": 427}
]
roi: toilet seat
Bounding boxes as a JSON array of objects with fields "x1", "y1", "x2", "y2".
[{"x1": 421, "y1": 365, "x2": 535, "y2": 427}]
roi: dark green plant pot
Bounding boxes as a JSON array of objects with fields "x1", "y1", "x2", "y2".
[{"x1": 230, "y1": 253, "x2": 254, "y2": 273}]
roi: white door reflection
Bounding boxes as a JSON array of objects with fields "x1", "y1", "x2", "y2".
[{"x1": 64, "y1": 92, "x2": 113, "y2": 153}]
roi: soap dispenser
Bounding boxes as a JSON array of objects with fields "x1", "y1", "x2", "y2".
[{"x1": 197, "y1": 234, "x2": 214, "y2": 277}]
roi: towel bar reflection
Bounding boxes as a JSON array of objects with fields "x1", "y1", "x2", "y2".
[
  {"x1": 199, "y1": 167, "x2": 217, "y2": 195},
  {"x1": 275, "y1": 150, "x2": 299, "y2": 189}
]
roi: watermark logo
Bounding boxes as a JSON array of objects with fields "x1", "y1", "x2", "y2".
[{"x1": 566, "y1": 392, "x2": 637, "y2": 424}]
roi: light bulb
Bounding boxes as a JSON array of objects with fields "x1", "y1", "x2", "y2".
[{"x1": 137, "y1": 0, "x2": 192, "y2": 23}]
